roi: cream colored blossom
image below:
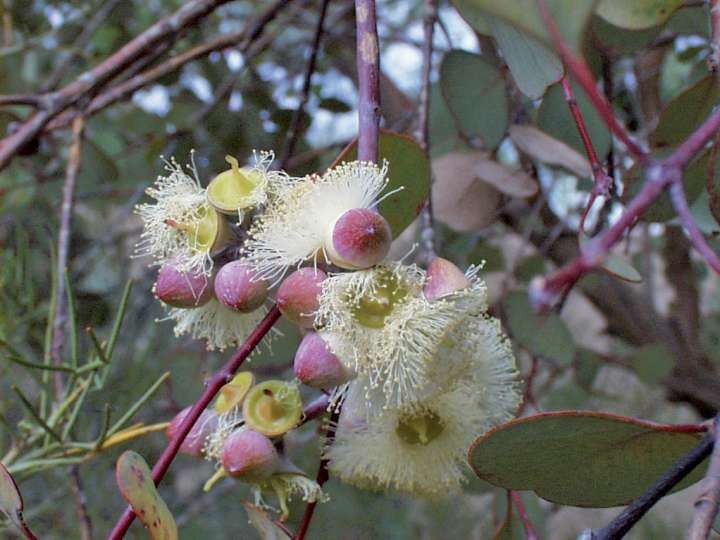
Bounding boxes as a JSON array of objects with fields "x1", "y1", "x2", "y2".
[{"x1": 243, "y1": 160, "x2": 390, "y2": 284}]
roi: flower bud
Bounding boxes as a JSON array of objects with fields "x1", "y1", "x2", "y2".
[
  {"x1": 324, "y1": 208, "x2": 391, "y2": 270},
  {"x1": 276, "y1": 268, "x2": 326, "y2": 329},
  {"x1": 154, "y1": 261, "x2": 213, "y2": 308},
  {"x1": 214, "y1": 261, "x2": 268, "y2": 312},
  {"x1": 214, "y1": 371, "x2": 255, "y2": 414},
  {"x1": 207, "y1": 155, "x2": 264, "y2": 214},
  {"x1": 221, "y1": 429, "x2": 280, "y2": 480},
  {"x1": 294, "y1": 332, "x2": 353, "y2": 389},
  {"x1": 243, "y1": 380, "x2": 302, "y2": 437},
  {"x1": 166, "y1": 406, "x2": 218, "y2": 457},
  {"x1": 423, "y1": 257, "x2": 470, "y2": 300}
]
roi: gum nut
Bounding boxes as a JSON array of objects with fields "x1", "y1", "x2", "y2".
[
  {"x1": 276, "y1": 268, "x2": 327, "y2": 329},
  {"x1": 324, "y1": 208, "x2": 391, "y2": 270},
  {"x1": 154, "y1": 261, "x2": 213, "y2": 308},
  {"x1": 294, "y1": 332, "x2": 353, "y2": 389},
  {"x1": 214, "y1": 261, "x2": 268, "y2": 312},
  {"x1": 166, "y1": 406, "x2": 219, "y2": 457},
  {"x1": 221, "y1": 429, "x2": 279, "y2": 479},
  {"x1": 423, "y1": 257, "x2": 470, "y2": 300}
]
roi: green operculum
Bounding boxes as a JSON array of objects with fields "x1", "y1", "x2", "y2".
[
  {"x1": 243, "y1": 381, "x2": 303, "y2": 437},
  {"x1": 349, "y1": 272, "x2": 409, "y2": 329},
  {"x1": 207, "y1": 155, "x2": 262, "y2": 213},
  {"x1": 396, "y1": 410, "x2": 445, "y2": 446},
  {"x1": 165, "y1": 203, "x2": 219, "y2": 253}
]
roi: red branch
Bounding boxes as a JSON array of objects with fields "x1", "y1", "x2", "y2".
[
  {"x1": 536, "y1": 0, "x2": 647, "y2": 161},
  {"x1": 511, "y1": 491, "x2": 539, "y2": 540},
  {"x1": 355, "y1": 0, "x2": 381, "y2": 163},
  {"x1": 560, "y1": 75, "x2": 613, "y2": 232},
  {"x1": 107, "y1": 307, "x2": 282, "y2": 539}
]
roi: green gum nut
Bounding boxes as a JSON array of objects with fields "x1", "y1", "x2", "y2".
[
  {"x1": 207, "y1": 155, "x2": 263, "y2": 214},
  {"x1": 242, "y1": 380, "x2": 303, "y2": 437},
  {"x1": 167, "y1": 203, "x2": 231, "y2": 255},
  {"x1": 214, "y1": 371, "x2": 255, "y2": 414},
  {"x1": 395, "y1": 410, "x2": 445, "y2": 446},
  {"x1": 349, "y1": 271, "x2": 409, "y2": 329}
]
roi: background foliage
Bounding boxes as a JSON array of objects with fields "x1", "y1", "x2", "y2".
[{"x1": 1, "y1": 0, "x2": 720, "y2": 538}]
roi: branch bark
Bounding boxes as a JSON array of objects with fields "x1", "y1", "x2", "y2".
[
  {"x1": 355, "y1": 0, "x2": 380, "y2": 163},
  {"x1": 687, "y1": 418, "x2": 720, "y2": 540}
]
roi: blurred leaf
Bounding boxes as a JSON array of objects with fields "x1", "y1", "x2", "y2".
[
  {"x1": 538, "y1": 80, "x2": 611, "y2": 159},
  {"x1": 691, "y1": 191, "x2": 720, "y2": 235},
  {"x1": 429, "y1": 84, "x2": 469, "y2": 157},
  {"x1": 439, "y1": 50, "x2": 508, "y2": 149},
  {"x1": 116, "y1": 451, "x2": 177, "y2": 540},
  {"x1": 504, "y1": 291, "x2": 576, "y2": 364},
  {"x1": 630, "y1": 343, "x2": 673, "y2": 384},
  {"x1": 509, "y1": 124, "x2": 591, "y2": 178},
  {"x1": 431, "y1": 151, "x2": 502, "y2": 231},
  {"x1": 596, "y1": 0, "x2": 684, "y2": 30},
  {"x1": 79, "y1": 139, "x2": 119, "y2": 187},
  {"x1": 589, "y1": 14, "x2": 663, "y2": 56},
  {"x1": 492, "y1": 491, "x2": 546, "y2": 540},
  {"x1": 651, "y1": 76, "x2": 720, "y2": 148},
  {"x1": 469, "y1": 242, "x2": 506, "y2": 272},
  {"x1": 575, "y1": 349, "x2": 603, "y2": 389},
  {"x1": 0, "y1": 463, "x2": 24, "y2": 532},
  {"x1": 600, "y1": 253, "x2": 643, "y2": 283},
  {"x1": 476, "y1": 158, "x2": 538, "y2": 198},
  {"x1": 242, "y1": 502, "x2": 286, "y2": 540},
  {"x1": 488, "y1": 16, "x2": 562, "y2": 100},
  {"x1": 318, "y1": 97, "x2": 352, "y2": 113},
  {"x1": 334, "y1": 131, "x2": 431, "y2": 237},
  {"x1": 542, "y1": 379, "x2": 591, "y2": 410},
  {"x1": 469, "y1": 412, "x2": 707, "y2": 507},
  {"x1": 451, "y1": 0, "x2": 596, "y2": 53},
  {"x1": 515, "y1": 255, "x2": 547, "y2": 283}
]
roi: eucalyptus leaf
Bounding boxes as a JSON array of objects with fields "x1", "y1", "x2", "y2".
[{"x1": 596, "y1": 0, "x2": 684, "y2": 30}]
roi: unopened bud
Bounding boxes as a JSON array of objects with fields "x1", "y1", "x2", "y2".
[
  {"x1": 294, "y1": 332, "x2": 353, "y2": 389},
  {"x1": 214, "y1": 261, "x2": 268, "y2": 312},
  {"x1": 166, "y1": 406, "x2": 218, "y2": 457},
  {"x1": 154, "y1": 261, "x2": 213, "y2": 308},
  {"x1": 243, "y1": 380, "x2": 302, "y2": 437},
  {"x1": 276, "y1": 268, "x2": 326, "y2": 329},
  {"x1": 221, "y1": 429, "x2": 280, "y2": 480},
  {"x1": 423, "y1": 257, "x2": 470, "y2": 300},
  {"x1": 324, "y1": 208, "x2": 391, "y2": 270}
]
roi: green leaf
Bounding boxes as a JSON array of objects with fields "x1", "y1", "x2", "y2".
[
  {"x1": 79, "y1": 139, "x2": 119, "y2": 187},
  {"x1": 451, "y1": 0, "x2": 596, "y2": 54},
  {"x1": 318, "y1": 97, "x2": 352, "y2": 113},
  {"x1": 651, "y1": 75, "x2": 720, "y2": 149},
  {"x1": 630, "y1": 343, "x2": 674, "y2": 384},
  {"x1": 575, "y1": 349, "x2": 603, "y2": 389},
  {"x1": 333, "y1": 131, "x2": 431, "y2": 238},
  {"x1": 488, "y1": 16, "x2": 563, "y2": 100},
  {"x1": 538, "y1": 80, "x2": 611, "y2": 159},
  {"x1": 469, "y1": 412, "x2": 707, "y2": 507},
  {"x1": 116, "y1": 451, "x2": 177, "y2": 540},
  {"x1": 439, "y1": 50, "x2": 508, "y2": 149},
  {"x1": 601, "y1": 254, "x2": 643, "y2": 283},
  {"x1": 0, "y1": 463, "x2": 24, "y2": 532},
  {"x1": 509, "y1": 124, "x2": 591, "y2": 178},
  {"x1": 596, "y1": 0, "x2": 684, "y2": 30},
  {"x1": 504, "y1": 291, "x2": 576, "y2": 364},
  {"x1": 589, "y1": 14, "x2": 663, "y2": 56},
  {"x1": 429, "y1": 84, "x2": 469, "y2": 157}
]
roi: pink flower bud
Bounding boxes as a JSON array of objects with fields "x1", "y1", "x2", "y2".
[
  {"x1": 294, "y1": 332, "x2": 353, "y2": 389},
  {"x1": 276, "y1": 268, "x2": 327, "y2": 329},
  {"x1": 214, "y1": 261, "x2": 269, "y2": 312},
  {"x1": 166, "y1": 406, "x2": 218, "y2": 457},
  {"x1": 221, "y1": 429, "x2": 279, "y2": 480},
  {"x1": 324, "y1": 208, "x2": 391, "y2": 270},
  {"x1": 423, "y1": 257, "x2": 470, "y2": 300},
  {"x1": 154, "y1": 262, "x2": 213, "y2": 308}
]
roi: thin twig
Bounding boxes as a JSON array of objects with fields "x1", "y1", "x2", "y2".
[
  {"x1": 279, "y1": 0, "x2": 330, "y2": 169},
  {"x1": 355, "y1": 0, "x2": 381, "y2": 163},
  {"x1": 70, "y1": 465, "x2": 93, "y2": 540},
  {"x1": 687, "y1": 418, "x2": 720, "y2": 540},
  {"x1": 0, "y1": 0, "x2": 235, "y2": 172},
  {"x1": 536, "y1": 0, "x2": 647, "y2": 161},
  {"x1": 560, "y1": 75, "x2": 613, "y2": 233},
  {"x1": 589, "y1": 430, "x2": 713, "y2": 540},
  {"x1": 107, "y1": 307, "x2": 282, "y2": 539},
  {"x1": 416, "y1": 0, "x2": 438, "y2": 264},
  {"x1": 511, "y1": 491, "x2": 539, "y2": 540},
  {"x1": 669, "y1": 179, "x2": 720, "y2": 274},
  {"x1": 51, "y1": 115, "x2": 85, "y2": 396}
]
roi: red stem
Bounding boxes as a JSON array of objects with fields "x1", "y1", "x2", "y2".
[
  {"x1": 560, "y1": 75, "x2": 613, "y2": 232},
  {"x1": 355, "y1": 0, "x2": 381, "y2": 163},
  {"x1": 510, "y1": 491, "x2": 539, "y2": 540},
  {"x1": 536, "y1": 0, "x2": 647, "y2": 161},
  {"x1": 107, "y1": 306, "x2": 282, "y2": 539}
]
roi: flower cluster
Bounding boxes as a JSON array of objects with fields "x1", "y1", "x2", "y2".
[{"x1": 136, "y1": 150, "x2": 521, "y2": 516}]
